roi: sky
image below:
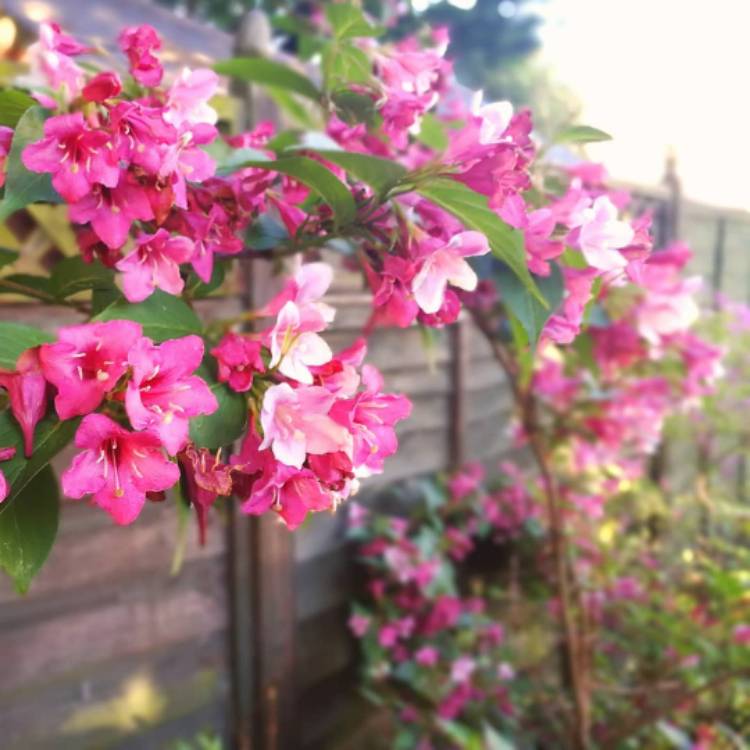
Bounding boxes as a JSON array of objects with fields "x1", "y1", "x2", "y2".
[{"x1": 536, "y1": 0, "x2": 749, "y2": 210}]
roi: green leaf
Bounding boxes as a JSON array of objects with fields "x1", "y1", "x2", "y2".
[
  {"x1": 235, "y1": 156, "x2": 356, "y2": 226},
  {"x1": 0, "y1": 88, "x2": 34, "y2": 128},
  {"x1": 482, "y1": 724, "x2": 516, "y2": 750},
  {"x1": 416, "y1": 113, "x2": 449, "y2": 151},
  {"x1": 189, "y1": 363, "x2": 247, "y2": 450},
  {"x1": 325, "y1": 4, "x2": 383, "y2": 38},
  {"x1": 0, "y1": 247, "x2": 19, "y2": 268},
  {"x1": 93, "y1": 289, "x2": 202, "y2": 342},
  {"x1": 213, "y1": 146, "x2": 270, "y2": 176},
  {"x1": 0, "y1": 412, "x2": 79, "y2": 513},
  {"x1": 323, "y1": 42, "x2": 373, "y2": 87},
  {"x1": 213, "y1": 57, "x2": 321, "y2": 101},
  {"x1": 311, "y1": 149, "x2": 408, "y2": 197},
  {"x1": 496, "y1": 261, "x2": 564, "y2": 347},
  {"x1": 0, "y1": 106, "x2": 61, "y2": 222},
  {"x1": 331, "y1": 90, "x2": 379, "y2": 127},
  {"x1": 49, "y1": 256, "x2": 115, "y2": 299},
  {"x1": 0, "y1": 464, "x2": 59, "y2": 593},
  {"x1": 0, "y1": 320, "x2": 53, "y2": 368},
  {"x1": 184, "y1": 260, "x2": 227, "y2": 299},
  {"x1": 265, "y1": 86, "x2": 320, "y2": 129},
  {"x1": 417, "y1": 178, "x2": 544, "y2": 304},
  {"x1": 555, "y1": 124, "x2": 613, "y2": 144}
]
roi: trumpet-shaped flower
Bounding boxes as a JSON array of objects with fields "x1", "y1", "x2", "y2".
[
  {"x1": 259, "y1": 382, "x2": 352, "y2": 469},
  {"x1": 22, "y1": 113, "x2": 120, "y2": 202},
  {"x1": 115, "y1": 229, "x2": 194, "y2": 302},
  {"x1": 62, "y1": 413, "x2": 179, "y2": 524},
  {"x1": 118, "y1": 25, "x2": 163, "y2": 87},
  {"x1": 0, "y1": 347, "x2": 48, "y2": 456},
  {"x1": 0, "y1": 446, "x2": 16, "y2": 503},
  {"x1": 40, "y1": 321, "x2": 143, "y2": 419},
  {"x1": 568, "y1": 196, "x2": 634, "y2": 271},
  {"x1": 411, "y1": 231, "x2": 490, "y2": 315},
  {"x1": 211, "y1": 333, "x2": 265, "y2": 393},
  {"x1": 125, "y1": 335, "x2": 217, "y2": 454}
]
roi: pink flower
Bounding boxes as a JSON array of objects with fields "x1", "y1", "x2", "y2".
[
  {"x1": 68, "y1": 176, "x2": 154, "y2": 249},
  {"x1": 27, "y1": 23, "x2": 87, "y2": 101},
  {"x1": 116, "y1": 229, "x2": 194, "y2": 302},
  {"x1": 165, "y1": 68, "x2": 219, "y2": 128},
  {"x1": 262, "y1": 262, "x2": 335, "y2": 324},
  {"x1": 125, "y1": 335, "x2": 218, "y2": 455},
  {"x1": 415, "y1": 646, "x2": 439, "y2": 666},
  {"x1": 365, "y1": 255, "x2": 419, "y2": 330},
  {"x1": 211, "y1": 333, "x2": 265, "y2": 393},
  {"x1": 267, "y1": 301, "x2": 332, "y2": 384},
  {"x1": 62, "y1": 413, "x2": 179, "y2": 524},
  {"x1": 40, "y1": 321, "x2": 143, "y2": 420},
  {"x1": 22, "y1": 113, "x2": 119, "y2": 202},
  {"x1": 348, "y1": 613, "x2": 371, "y2": 637},
  {"x1": 0, "y1": 348, "x2": 48, "y2": 457},
  {"x1": 178, "y1": 445, "x2": 233, "y2": 544},
  {"x1": 331, "y1": 365, "x2": 412, "y2": 475},
  {"x1": 0, "y1": 446, "x2": 17, "y2": 503},
  {"x1": 118, "y1": 25, "x2": 164, "y2": 87},
  {"x1": 448, "y1": 462, "x2": 485, "y2": 501},
  {"x1": 231, "y1": 425, "x2": 332, "y2": 529},
  {"x1": 82, "y1": 71, "x2": 122, "y2": 102},
  {"x1": 411, "y1": 231, "x2": 490, "y2": 314},
  {"x1": 568, "y1": 196, "x2": 634, "y2": 271},
  {"x1": 259, "y1": 383, "x2": 352, "y2": 469},
  {"x1": 0, "y1": 126, "x2": 13, "y2": 189},
  {"x1": 733, "y1": 624, "x2": 750, "y2": 645},
  {"x1": 450, "y1": 656, "x2": 476, "y2": 683}
]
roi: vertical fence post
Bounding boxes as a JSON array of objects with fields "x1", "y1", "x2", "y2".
[
  {"x1": 711, "y1": 217, "x2": 726, "y2": 307},
  {"x1": 449, "y1": 316, "x2": 468, "y2": 470},
  {"x1": 227, "y1": 12, "x2": 298, "y2": 750}
]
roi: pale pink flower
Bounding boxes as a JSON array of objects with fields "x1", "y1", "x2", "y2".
[
  {"x1": 259, "y1": 382, "x2": 352, "y2": 469},
  {"x1": 450, "y1": 656, "x2": 476, "y2": 683},
  {"x1": 268, "y1": 301, "x2": 332, "y2": 384},
  {"x1": 164, "y1": 68, "x2": 219, "y2": 128},
  {"x1": 412, "y1": 231, "x2": 490, "y2": 314},
  {"x1": 568, "y1": 196, "x2": 634, "y2": 271}
]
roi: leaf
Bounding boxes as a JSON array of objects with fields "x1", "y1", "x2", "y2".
[
  {"x1": 184, "y1": 260, "x2": 227, "y2": 299},
  {"x1": 0, "y1": 412, "x2": 79, "y2": 513},
  {"x1": 93, "y1": 289, "x2": 203, "y2": 342},
  {"x1": 189, "y1": 363, "x2": 247, "y2": 450},
  {"x1": 213, "y1": 57, "x2": 321, "y2": 101},
  {"x1": 556, "y1": 124, "x2": 613, "y2": 144},
  {"x1": 49, "y1": 256, "x2": 115, "y2": 299},
  {"x1": 0, "y1": 464, "x2": 59, "y2": 593},
  {"x1": 265, "y1": 86, "x2": 320, "y2": 129},
  {"x1": 213, "y1": 146, "x2": 270, "y2": 177},
  {"x1": 0, "y1": 106, "x2": 61, "y2": 222},
  {"x1": 0, "y1": 88, "x2": 34, "y2": 128},
  {"x1": 235, "y1": 156, "x2": 356, "y2": 226},
  {"x1": 311, "y1": 149, "x2": 408, "y2": 197},
  {"x1": 496, "y1": 261, "x2": 564, "y2": 347},
  {"x1": 0, "y1": 320, "x2": 53, "y2": 368},
  {"x1": 323, "y1": 42, "x2": 373, "y2": 87},
  {"x1": 417, "y1": 178, "x2": 544, "y2": 304},
  {"x1": 0, "y1": 247, "x2": 19, "y2": 268},
  {"x1": 331, "y1": 90, "x2": 379, "y2": 127},
  {"x1": 482, "y1": 724, "x2": 516, "y2": 750},
  {"x1": 325, "y1": 4, "x2": 383, "y2": 38},
  {"x1": 416, "y1": 113, "x2": 449, "y2": 152}
]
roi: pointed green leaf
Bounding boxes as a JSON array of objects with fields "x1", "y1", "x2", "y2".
[
  {"x1": 0, "y1": 321, "x2": 54, "y2": 368},
  {"x1": 93, "y1": 289, "x2": 203, "y2": 342},
  {"x1": 556, "y1": 124, "x2": 612, "y2": 144},
  {"x1": 496, "y1": 261, "x2": 564, "y2": 346},
  {"x1": 49, "y1": 256, "x2": 115, "y2": 299},
  {"x1": 310, "y1": 149, "x2": 408, "y2": 197},
  {"x1": 213, "y1": 57, "x2": 321, "y2": 101},
  {"x1": 189, "y1": 363, "x2": 248, "y2": 450},
  {"x1": 325, "y1": 4, "x2": 383, "y2": 38},
  {"x1": 0, "y1": 464, "x2": 59, "y2": 593},
  {"x1": 0, "y1": 88, "x2": 34, "y2": 128},
  {"x1": 0, "y1": 106, "x2": 62, "y2": 222}
]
